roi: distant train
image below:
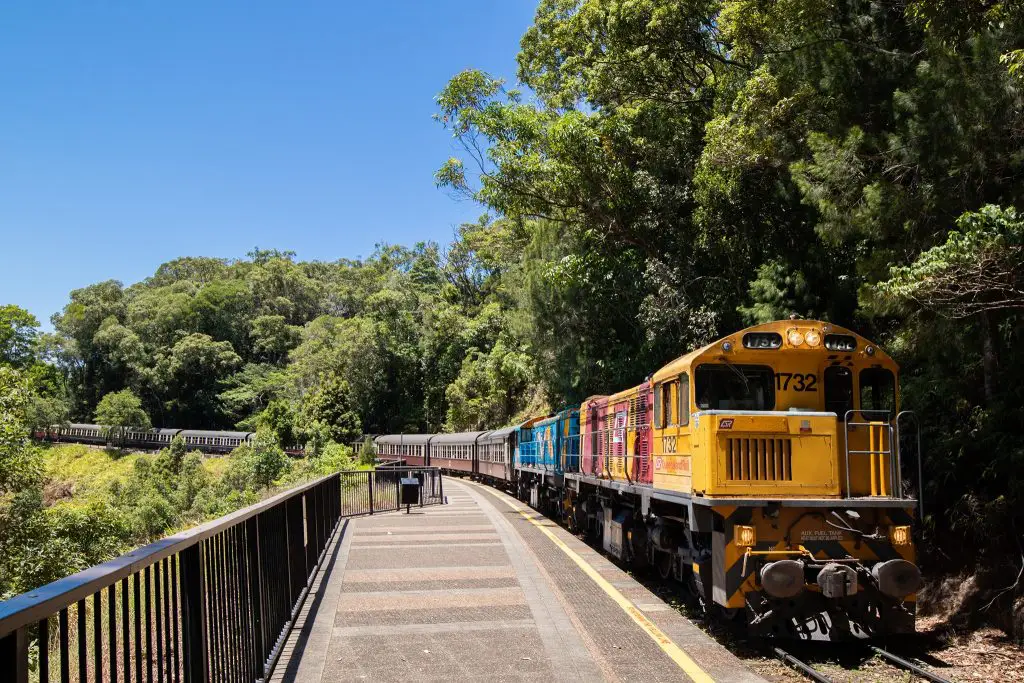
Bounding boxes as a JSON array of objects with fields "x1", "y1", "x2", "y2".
[
  {"x1": 375, "y1": 320, "x2": 925, "y2": 641},
  {"x1": 34, "y1": 424, "x2": 305, "y2": 456}
]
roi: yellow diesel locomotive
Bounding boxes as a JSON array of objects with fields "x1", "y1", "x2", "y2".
[{"x1": 561, "y1": 320, "x2": 922, "y2": 639}]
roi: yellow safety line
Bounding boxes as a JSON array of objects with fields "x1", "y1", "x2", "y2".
[{"x1": 476, "y1": 485, "x2": 716, "y2": 683}]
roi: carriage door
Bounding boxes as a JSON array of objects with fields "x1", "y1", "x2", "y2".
[{"x1": 824, "y1": 366, "x2": 856, "y2": 494}]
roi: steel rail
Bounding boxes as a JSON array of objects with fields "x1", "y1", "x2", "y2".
[
  {"x1": 870, "y1": 646, "x2": 953, "y2": 683},
  {"x1": 774, "y1": 648, "x2": 834, "y2": 683}
]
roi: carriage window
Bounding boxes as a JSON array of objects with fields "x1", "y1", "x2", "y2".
[
  {"x1": 824, "y1": 366, "x2": 854, "y2": 420},
  {"x1": 694, "y1": 364, "x2": 775, "y2": 411},
  {"x1": 860, "y1": 368, "x2": 896, "y2": 414},
  {"x1": 678, "y1": 373, "x2": 690, "y2": 426}
]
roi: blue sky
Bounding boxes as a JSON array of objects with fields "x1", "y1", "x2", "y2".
[{"x1": 0, "y1": 2, "x2": 536, "y2": 328}]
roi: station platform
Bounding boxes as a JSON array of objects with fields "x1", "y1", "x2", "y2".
[{"x1": 272, "y1": 478, "x2": 764, "y2": 683}]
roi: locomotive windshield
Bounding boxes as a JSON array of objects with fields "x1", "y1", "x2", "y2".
[{"x1": 694, "y1": 364, "x2": 775, "y2": 411}]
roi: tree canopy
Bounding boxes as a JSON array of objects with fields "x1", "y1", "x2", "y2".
[{"x1": 95, "y1": 389, "x2": 151, "y2": 447}]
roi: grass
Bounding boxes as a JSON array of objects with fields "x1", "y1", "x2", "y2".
[
  {"x1": 42, "y1": 443, "x2": 149, "y2": 503},
  {"x1": 43, "y1": 445, "x2": 235, "y2": 499},
  {"x1": 200, "y1": 454, "x2": 231, "y2": 479}
]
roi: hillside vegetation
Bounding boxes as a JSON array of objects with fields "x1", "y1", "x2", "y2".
[
  {"x1": 1, "y1": 0, "x2": 1022, "y2": 638},
  {"x1": 0, "y1": 412, "x2": 360, "y2": 600}
]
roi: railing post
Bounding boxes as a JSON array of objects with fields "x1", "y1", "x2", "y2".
[
  {"x1": 314, "y1": 484, "x2": 324, "y2": 552},
  {"x1": 368, "y1": 471, "x2": 374, "y2": 515},
  {"x1": 245, "y1": 516, "x2": 264, "y2": 679},
  {"x1": 180, "y1": 544, "x2": 208, "y2": 683},
  {"x1": 332, "y1": 473, "x2": 340, "y2": 525},
  {"x1": 286, "y1": 496, "x2": 307, "y2": 603},
  {"x1": 303, "y1": 492, "x2": 315, "y2": 576},
  {"x1": 0, "y1": 627, "x2": 29, "y2": 683}
]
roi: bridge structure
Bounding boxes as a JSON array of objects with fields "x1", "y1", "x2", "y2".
[{"x1": 0, "y1": 469, "x2": 763, "y2": 683}]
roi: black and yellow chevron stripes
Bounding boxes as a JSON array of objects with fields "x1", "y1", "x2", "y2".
[{"x1": 709, "y1": 505, "x2": 917, "y2": 609}]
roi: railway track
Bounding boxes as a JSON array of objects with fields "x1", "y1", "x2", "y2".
[{"x1": 774, "y1": 644, "x2": 955, "y2": 683}]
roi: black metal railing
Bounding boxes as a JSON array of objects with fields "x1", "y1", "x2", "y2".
[
  {"x1": 0, "y1": 466, "x2": 443, "y2": 682},
  {"x1": 340, "y1": 467, "x2": 444, "y2": 516}
]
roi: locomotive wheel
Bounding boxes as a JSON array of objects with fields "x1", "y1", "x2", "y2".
[
  {"x1": 687, "y1": 572, "x2": 707, "y2": 613},
  {"x1": 655, "y1": 550, "x2": 673, "y2": 580}
]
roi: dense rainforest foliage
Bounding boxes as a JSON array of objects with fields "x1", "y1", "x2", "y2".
[{"x1": 1, "y1": 0, "x2": 1023, "y2": 636}]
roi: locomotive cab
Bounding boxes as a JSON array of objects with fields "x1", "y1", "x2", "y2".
[{"x1": 651, "y1": 321, "x2": 907, "y2": 501}]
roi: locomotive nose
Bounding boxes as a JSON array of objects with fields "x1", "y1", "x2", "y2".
[{"x1": 872, "y1": 559, "x2": 924, "y2": 597}]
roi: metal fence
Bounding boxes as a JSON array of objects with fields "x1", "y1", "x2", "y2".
[
  {"x1": 0, "y1": 467, "x2": 444, "y2": 683},
  {"x1": 340, "y1": 467, "x2": 444, "y2": 516}
]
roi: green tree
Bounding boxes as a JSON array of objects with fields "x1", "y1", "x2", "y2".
[
  {"x1": 0, "y1": 366, "x2": 41, "y2": 492},
  {"x1": 255, "y1": 398, "x2": 298, "y2": 448},
  {"x1": 0, "y1": 305, "x2": 39, "y2": 368},
  {"x1": 299, "y1": 373, "x2": 362, "y2": 444},
  {"x1": 357, "y1": 435, "x2": 377, "y2": 467},
  {"x1": 157, "y1": 333, "x2": 242, "y2": 426},
  {"x1": 95, "y1": 389, "x2": 151, "y2": 449},
  {"x1": 25, "y1": 394, "x2": 70, "y2": 434},
  {"x1": 247, "y1": 428, "x2": 289, "y2": 490}
]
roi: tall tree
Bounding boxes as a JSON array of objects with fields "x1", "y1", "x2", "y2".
[
  {"x1": 94, "y1": 389, "x2": 151, "y2": 449},
  {"x1": 0, "y1": 305, "x2": 39, "y2": 368}
]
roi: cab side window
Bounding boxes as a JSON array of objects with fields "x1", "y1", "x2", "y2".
[
  {"x1": 654, "y1": 386, "x2": 663, "y2": 428},
  {"x1": 860, "y1": 368, "x2": 896, "y2": 414},
  {"x1": 678, "y1": 373, "x2": 690, "y2": 426},
  {"x1": 662, "y1": 381, "x2": 677, "y2": 426},
  {"x1": 824, "y1": 366, "x2": 854, "y2": 420}
]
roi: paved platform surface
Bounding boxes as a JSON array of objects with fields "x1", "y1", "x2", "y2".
[{"x1": 272, "y1": 478, "x2": 764, "y2": 683}]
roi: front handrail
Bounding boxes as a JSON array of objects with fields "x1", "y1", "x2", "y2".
[
  {"x1": 843, "y1": 409, "x2": 900, "y2": 499},
  {"x1": 896, "y1": 411, "x2": 924, "y2": 517}
]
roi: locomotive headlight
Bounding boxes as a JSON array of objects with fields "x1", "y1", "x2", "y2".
[
  {"x1": 805, "y1": 330, "x2": 821, "y2": 347},
  {"x1": 787, "y1": 330, "x2": 805, "y2": 347},
  {"x1": 736, "y1": 525, "x2": 757, "y2": 547},
  {"x1": 889, "y1": 525, "x2": 912, "y2": 546}
]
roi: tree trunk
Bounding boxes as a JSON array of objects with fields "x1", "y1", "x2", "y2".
[{"x1": 980, "y1": 310, "x2": 999, "y2": 405}]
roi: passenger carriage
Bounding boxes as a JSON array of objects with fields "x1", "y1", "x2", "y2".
[
  {"x1": 428, "y1": 431, "x2": 484, "y2": 475},
  {"x1": 56, "y1": 423, "x2": 108, "y2": 446},
  {"x1": 373, "y1": 434, "x2": 431, "y2": 467},
  {"x1": 476, "y1": 427, "x2": 516, "y2": 484},
  {"x1": 179, "y1": 430, "x2": 253, "y2": 454}
]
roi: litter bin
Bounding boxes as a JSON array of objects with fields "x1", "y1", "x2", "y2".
[{"x1": 400, "y1": 477, "x2": 421, "y2": 512}]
